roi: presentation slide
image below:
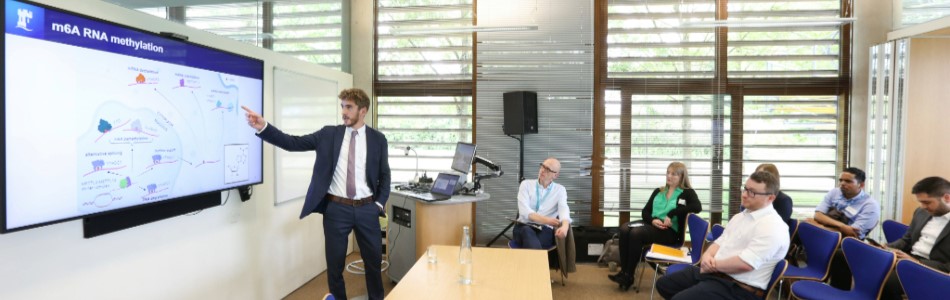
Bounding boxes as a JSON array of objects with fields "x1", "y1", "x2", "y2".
[{"x1": 3, "y1": 0, "x2": 264, "y2": 231}]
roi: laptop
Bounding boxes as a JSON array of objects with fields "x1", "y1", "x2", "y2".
[{"x1": 411, "y1": 173, "x2": 459, "y2": 201}]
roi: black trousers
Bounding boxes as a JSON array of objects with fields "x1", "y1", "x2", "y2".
[
  {"x1": 656, "y1": 265, "x2": 758, "y2": 300},
  {"x1": 618, "y1": 220, "x2": 679, "y2": 275},
  {"x1": 827, "y1": 249, "x2": 851, "y2": 290}
]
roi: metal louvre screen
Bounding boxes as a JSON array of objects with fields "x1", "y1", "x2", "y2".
[
  {"x1": 474, "y1": 0, "x2": 594, "y2": 244},
  {"x1": 602, "y1": 93, "x2": 731, "y2": 218},
  {"x1": 139, "y1": 0, "x2": 344, "y2": 70},
  {"x1": 607, "y1": 0, "x2": 717, "y2": 79},
  {"x1": 602, "y1": 0, "x2": 847, "y2": 225},
  {"x1": 726, "y1": 0, "x2": 842, "y2": 78},
  {"x1": 376, "y1": 0, "x2": 474, "y2": 81}
]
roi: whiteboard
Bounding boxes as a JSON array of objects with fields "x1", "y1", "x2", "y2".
[{"x1": 273, "y1": 68, "x2": 340, "y2": 205}]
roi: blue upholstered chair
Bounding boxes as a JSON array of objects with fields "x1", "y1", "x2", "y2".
[
  {"x1": 882, "y1": 220, "x2": 909, "y2": 244},
  {"x1": 766, "y1": 259, "x2": 789, "y2": 300},
  {"x1": 705, "y1": 223, "x2": 725, "y2": 243},
  {"x1": 791, "y1": 237, "x2": 896, "y2": 299},
  {"x1": 896, "y1": 259, "x2": 950, "y2": 300},
  {"x1": 788, "y1": 218, "x2": 799, "y2": 239},
  {"x1": 644, "y1": 213, "x2": 708, "y2": 299},
  {"x1": 783, "y1": 222, "x2": 841, "y2": 283}
]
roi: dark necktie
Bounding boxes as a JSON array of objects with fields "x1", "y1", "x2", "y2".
[{"x1": 346, "y1": 130, "x2": 357, "y2": 199}]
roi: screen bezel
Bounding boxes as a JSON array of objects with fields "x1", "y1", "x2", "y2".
[
  {"x1": 450, "y1": 142, "x2": 477, "y2": 174},
  {"x1": 1, "y1": 0, "x2": 265, "y2": 233},
  {"x1": 431, "y1": 173, "x2": 460, "y2": 196}
]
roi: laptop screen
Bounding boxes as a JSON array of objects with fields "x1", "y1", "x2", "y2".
[{"x1": 431, "y1": 173, "x2": 460, "y2": 195}]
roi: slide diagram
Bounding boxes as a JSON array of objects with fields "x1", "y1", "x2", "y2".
[{"x1": 74, "y1": 62, "x2": 256, "y2": 212}]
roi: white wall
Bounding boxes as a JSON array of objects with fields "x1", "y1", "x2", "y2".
[
  {"x1": 0, "y1": 0, "x2": 352, "y2": 299},
  {"x1": 850, "y1": 0, "x2": 894, "y2": 168}
]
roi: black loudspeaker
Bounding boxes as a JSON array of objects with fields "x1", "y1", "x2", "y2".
[
  {"x1": 503, "y1": 91, "x2": 538, "y2": 135},
  {"x1": 238, "y1": 186, "x2": 252, "y2": 202}
]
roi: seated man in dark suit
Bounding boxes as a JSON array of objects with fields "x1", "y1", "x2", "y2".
[{"x1": 880, "y1": 176, "x2": 950, "y2": 300}]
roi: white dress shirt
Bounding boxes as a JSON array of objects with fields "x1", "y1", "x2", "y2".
[
  {"x1": 329, "y1": 125, "x2": 372, "y2": 199},
  {"x1": 517, "y1": 179, "x2": 572, "y2": 227},
  {"x1": 912, "y1": 213, "x2": 950, "y2": 259},
  {"x1": 714, "y1": 204, "x2": 790, "y2": 290}
]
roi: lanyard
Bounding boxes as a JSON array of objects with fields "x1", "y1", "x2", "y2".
[{"x1": 535, "y1": 182, "x2": 553, "y2": 211}]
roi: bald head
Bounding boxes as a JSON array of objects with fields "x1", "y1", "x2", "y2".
[
  {"x1": 538, "y1": 157, "x2": 561, "y2": 187},
  {"x1": 543, "y1": 158, "x2": 561, "y2": 172}
]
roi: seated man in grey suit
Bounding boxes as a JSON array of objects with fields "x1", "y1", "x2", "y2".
[{"x1": 880, "y1": 176, "x2": 950, "y2": 300}]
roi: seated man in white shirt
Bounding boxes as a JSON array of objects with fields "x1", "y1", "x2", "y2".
[
  {"x1": 880, "y1": 176, "x2": 950, "y2": 300},
  {"x1": 656, "y1": 171, "x2": 790, "y2": 300},
  {"x1": 513, "y1": 157, "x2": 571, "y2": 249}
]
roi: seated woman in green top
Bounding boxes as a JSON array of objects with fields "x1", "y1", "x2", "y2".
[{"x1": 608, "y1": 161, "x2": 702, "y2": 291}]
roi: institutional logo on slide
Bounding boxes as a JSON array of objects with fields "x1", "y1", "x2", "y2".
[
  {"x1": 16, "y1": 8, "x2": 33, "y2": 31},
  {"x1": 6, "y1": 0, "x2": 43, "y2": 38}
]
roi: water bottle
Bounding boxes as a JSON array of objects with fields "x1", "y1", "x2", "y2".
[{"x1": 459, "y1": 225, "x2": 473, "y2": 284}]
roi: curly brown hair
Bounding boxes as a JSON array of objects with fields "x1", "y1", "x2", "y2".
[{"x1": 338, "y1": 88, "x2": 370, "y2": 110}]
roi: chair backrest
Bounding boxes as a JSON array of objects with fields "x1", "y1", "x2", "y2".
[
  {"x1": 882, "y1": 219, "x2": 909, "y2": 244},
  {"x1": 842, "y1": 237, "x2": 896, "y2": 299},
  {"x1": 706, "y1": 223, "x2": 725, "y2": 242},
  {"x1": 787, "y1": 218, "x2": 799, "y2": 239},
  {"x1": 896, "y1": 259, "x2": 950, "y2": 300},
  {"x1": 764, "y1": 259, "x2": 788, "y2": 300},
  {"x1": 686, "y1": 213, "x2": 709, "y2": 264},
  {"x1": 794, "y1": 221, "x2": 841, "y2": 281}
]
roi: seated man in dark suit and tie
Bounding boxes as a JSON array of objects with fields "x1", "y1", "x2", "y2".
[
  {"x1": 879, "y1": 176, "x2": 950, "y2": 300},
  {"x1": 242, "y1": 88, "x2": 390, "y2": 300}
]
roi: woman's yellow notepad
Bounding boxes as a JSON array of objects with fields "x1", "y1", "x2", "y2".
[
  {"x1": 650, "y1": 244, "x2": 686, "y2": 258},
  {"x1": 645, "y1": 243, "x2": 692, "y2": 263}
]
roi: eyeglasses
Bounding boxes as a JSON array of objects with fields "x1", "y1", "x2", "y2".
[
  {"x1": 742, "y1": 185, "x2": 773, "y2": 197},
  {"x1": 540, "y1": 163, "x2": 558, "y2": 174}
]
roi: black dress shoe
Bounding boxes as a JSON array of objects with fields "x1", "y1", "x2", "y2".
[
  {"x1": 608, "y1": 272, "x2": 623, "y2": 283},
  {"x1": 609, "y1": 272, "x2": 634, "y2": 291}
]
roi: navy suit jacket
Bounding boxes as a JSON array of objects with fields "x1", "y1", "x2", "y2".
[
  {"x1": 888, "y1": 207, "x2": 950, "y2": 272},
  {"x1": 257, "y1": 124, "x2": 391, "y2": 218}
]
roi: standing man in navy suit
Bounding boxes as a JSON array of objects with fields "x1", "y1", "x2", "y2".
[{"x1": 241, "y1": 88, "x2": 390, "y2": 300}]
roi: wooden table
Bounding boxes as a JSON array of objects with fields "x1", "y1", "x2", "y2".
[{"x1": 386, "y1": 245, "x2": 553, "y2": 300}]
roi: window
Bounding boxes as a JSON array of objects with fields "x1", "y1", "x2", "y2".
[
  {"x1": 375, "y1": 0, "x2": 474, "y2": 181},
  {"x1": 377, "y1": 96, "x2": 472, "y2": 182},
  {"x1": 603, "y1": 90, "x2": 730, "y2": 226},
  {"x1": 601, "y1": 0, "x2": 849, "y2": 226},
  {"x1": 376, "y1": 0, "x2": 473, "y2": 81},
  {"x1": 607, "y1": 0, "x2": 716, "y2": 78},
  {"x1": 900, "y1": 0, "x2": 950, "y2": 27},
  {"x1": 727, "y1": 0, "x2": 842, "y2": 77},
  {"x1": 742, "y1": 95, "x2": 838, "y2": 215},
  {"x1": 137, "y1": 0, "x2": 344, "y2": 70}
]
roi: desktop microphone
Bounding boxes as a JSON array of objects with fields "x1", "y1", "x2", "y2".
[{"x1": 404, "y1": 146, "x2": 420, "y2": 183}]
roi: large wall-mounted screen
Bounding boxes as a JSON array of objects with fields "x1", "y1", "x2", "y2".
[{"x1": 2, "y1": 0, "x2": 265, "y2": 233}]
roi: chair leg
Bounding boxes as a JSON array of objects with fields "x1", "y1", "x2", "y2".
[
  {"x1": 650, "y1": 263, "x2": 660, "y2": 300},
  {"x1": 634, "y1": 259, "x2": 647, "y2": 293}
]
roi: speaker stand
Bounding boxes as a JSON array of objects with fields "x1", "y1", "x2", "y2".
[{"x1": 486, "y1": 133, "x2": 525, "y2": 247}]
